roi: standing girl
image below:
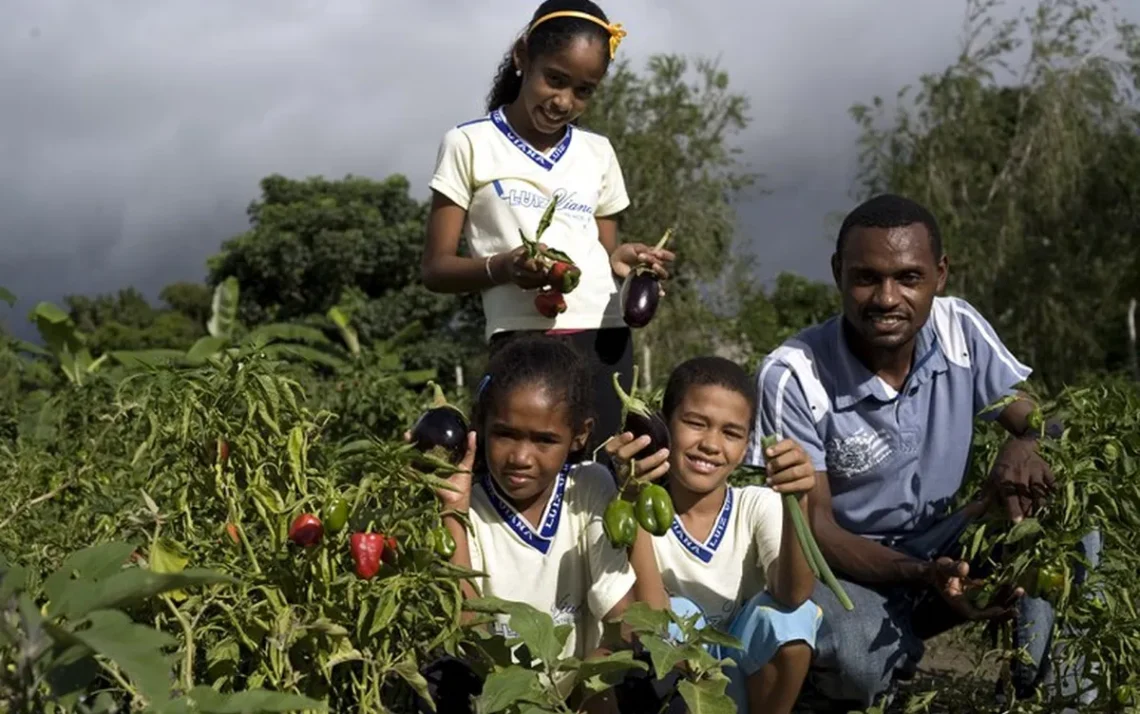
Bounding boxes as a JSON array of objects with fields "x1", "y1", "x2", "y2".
[
  {"x1": 419, "y1": 335, "x2": 655, "y2": 713},
  {"x1": 421, "y1": 0, "x2": 675, "y2": 453},
  {"x1": 606, "y1": 356, "x2": 823, "y2": 714}
]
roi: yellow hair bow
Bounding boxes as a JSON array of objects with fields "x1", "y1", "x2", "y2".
[{"x1": 528, "y1": 10, "x2": 627, "y2": 59}]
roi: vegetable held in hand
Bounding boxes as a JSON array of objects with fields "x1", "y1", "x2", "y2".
[
  {"x1": 760, "y1": 434, "x2": 854, "y2": 612},
  {"x1": 288, "y1": 513, "x2": 324, "y2": 547},
  {"x1": 351, "y1": 532, "x2": 385, "y2": 579},
  {"x1": 534, "y1": 289, "x2": 568, "y2": 318},
  {"x1": 611, "y1": 368, "x2": 670, "y2": 461},
  {"x1": 620, "y1": 228, "x2": 672, "y2": 328},
  {"x1": 635, "y1": 483, "x2": 674, "y2": 537},
  {"x1": 603, "y1": 499, "x2": 638, "y2": 548},
  {"x1": 410, "y1": 381, "x2": 469, "y2": 465},
  {"x1": 519, "y1": 199, "x2": 583, "y2": 307}
]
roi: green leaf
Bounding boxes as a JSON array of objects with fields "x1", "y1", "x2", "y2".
[
  {"x1": 149, "y1": 686, "x2": 327, "y2": 713},
  {"x1": 639, "y1": 634, "x2": 688, "y2": 681},
  {"x1": 287, "y1": 426, "x2": 305, "y2": 480},
  {"x1": 207, "y1": 277, "x2": 240, "y2": 340},
  {"x1": 187, "y1": 336, "x2": 228, "y2": 363},
  {"x1": 260, "y1": 344, "x2": 346, "y2": 369},
  {"x1": 45, "y1": 644, "x2": 100, "y2": 703},
  {"x1": 392, "y1": 654, "x2": 434, "y2": 712},
  {"x1": 621, "y1": 601, "x2": 672, "y2": 635},
  {"x1": 1005, "y1": 517, "x2": 1042, "y2": 545},
  {"x1": 677, "y1": 677, "x2": 736, "y2": 714},
  {"x1": 576, "y1": 650, "x2": 646, "y2": 694},
  {"x1": 464, "y1": 597, "x2": 562, "y2": 665},
  {"x1": 109, "y1": 349, "x2": 188, "y2": 368},
  {"x1": 246, "y1": 322, "x2": 331, "y2": 347},
  {"x1": 71, "y1": 609, "x2": 178, "y2": 705},
  {"x1": 150, "y1": 538, "x2": 191, "y2": 602},
  {"x1": 43, "y1": 542, "x2": 137, "y2": 606},
  {"x1": 0, "y1": 285, "x2": 14, "y2": 306},
  {"x1": 50, "y1": 567, "x2": 234, "y2": 620},
  {"x1": 693, "y1": 626, "x2": 743, "y2": 651},
  {"x1": 474, "y1": 666, "x2": 543, "y2": 714}
]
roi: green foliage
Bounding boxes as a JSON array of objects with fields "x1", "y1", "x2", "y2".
[
  {"x1": 206, "y1": 174, "x2": 482, "y2": 377},
  {"x1": 850, "y1": 0, "x2": 1140, "y2": 387},
  {"x1": 733, "y1": 272, "x2": 841, "y2": 369},
  {"x1": 0, "y1": 543, "x2": 323, "y2": 712}
]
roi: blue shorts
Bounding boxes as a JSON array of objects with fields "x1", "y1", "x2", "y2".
[{"x1": 668, "y1": 593, "x2": 823, "y2": 711}]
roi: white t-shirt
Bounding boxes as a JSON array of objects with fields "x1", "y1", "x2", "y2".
[
  {"x1": 429, "y1": 108, "x2": 632, "y2": 342},
  {"x1": 468, "y1": 461, "x2": 637, "y2": 664},
  {"x1": 651, "y1": 485, "x2": 785, "y2": 628}
]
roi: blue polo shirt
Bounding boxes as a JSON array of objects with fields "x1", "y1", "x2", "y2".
[{"x1": 745, "y1": 296, "x2": 1032, "y2": 539}]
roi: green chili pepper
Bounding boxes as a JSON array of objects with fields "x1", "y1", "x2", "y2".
[
  {"x1": 603, "y1": 499, "x2": 638, "y2": 548},
  {"x1": 432, "y1": 526, "x2": 457, "y2": 559},
  {"x1": 635, "y1": 483, "x2": 674, "y2": 536},
  {"x1": 324, "y1": 498, "x2": 350, "y2": 534}
]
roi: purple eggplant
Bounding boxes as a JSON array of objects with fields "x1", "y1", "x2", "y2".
[
  {"x1": 612, "y1": 371, "x2": 670, "y2": 461},
  {"x1": 620, "y1": 271, "x2": 661, "y2": 328},
  {"x1": 619, "y1": 227, "x2": 673, "y2": 329},
  {"x1": 409, "y1": 381, "x2": 469, "y2": 465}
]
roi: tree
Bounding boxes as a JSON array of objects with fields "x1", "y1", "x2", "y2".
[
  {"x1": 63, "y1": 287, "x2": 205, "y2": 354},
  {"x1": 850, "y1": 0, "x2": 1140, "y2": 387},
  {"x1": 580, "y1": 55, "x2": 758, "y2": 377},
  {"x1": 206, "y1": 174, "x2": 482, "y2": 375},
  {"x1": 734, "y1": 273, "x2": 841, "y2": 369}
]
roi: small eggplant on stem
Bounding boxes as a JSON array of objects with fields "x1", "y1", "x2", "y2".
[
  {"x1": 620, "y1": 228, "x2": 673, "y2": 329},
  {"x1": 409, "y1": 381, "x2": 469, "y2": 466},
  {"x1": 611, "y1": 366, "x2": 670, "y2": 461}
]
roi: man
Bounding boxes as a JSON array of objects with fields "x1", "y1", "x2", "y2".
[{"x1": 746, "y1": 194, "x2": 1100, "y2": 708}]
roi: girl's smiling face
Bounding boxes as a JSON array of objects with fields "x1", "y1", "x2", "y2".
[
  {"x1": 513, "y1": 35, "x2": 608, "y2": 137},
  {"x1": 484, "y1": 381, "x2": 592, "y2": 511},
  {"x1": 667, "y1": 384, "x2": 752, "y2": 496}
]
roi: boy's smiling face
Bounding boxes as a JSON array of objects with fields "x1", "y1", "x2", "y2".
[{"x1": 667, "y1": 384, "x2": 752, "y2": 495}]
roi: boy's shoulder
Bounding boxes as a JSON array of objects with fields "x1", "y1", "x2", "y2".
[
  {"x1": 730, "y1": 484, "x2": 783, "y2": 517},
  {"x1": 565, "y1": 461, "x2": 618, "y2": 504}
]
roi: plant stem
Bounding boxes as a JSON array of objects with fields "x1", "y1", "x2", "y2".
[
  {"x1": 98, "y1": 661, "x2": 142, "y2": 705},
  {"x1": 163, "y1": 594, "x2": 195, "y2": 693}
]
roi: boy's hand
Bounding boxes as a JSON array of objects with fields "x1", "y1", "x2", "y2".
[
  {"x1": 604, "y1": 432, "x2": 670, "y2": 485},
  {"x1": 762, "y1": 438, "x2": 816, "y2": 496}
]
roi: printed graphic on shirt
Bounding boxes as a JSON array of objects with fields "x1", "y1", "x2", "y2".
[{"x1": 824, "y1": 428, "x2": 892, "y2": 480}]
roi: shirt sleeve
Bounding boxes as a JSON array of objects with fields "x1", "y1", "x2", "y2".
[
  {"x1": 745, "y1": 360, "x2": 828, "y2": 471},
  {"x1": 952, "y1": 298, "x2": 1034, "y2": 419},
  {"x1": 428, "y1": 127, "x2": 475, "y2": 210},
  {"x1": 577, "y1": 464, "x2": 637, "y2": 619},
  {"x1": 596, "y1": 138, "x2": 630, "y2": 218}
]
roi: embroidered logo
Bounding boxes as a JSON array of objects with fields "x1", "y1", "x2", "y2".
[{"x1": 825, "y1": 428, "x2": 892, "y2": 479}]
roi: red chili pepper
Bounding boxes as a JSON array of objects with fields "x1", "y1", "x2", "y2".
[
  {"x1": 549, "y1": 261, "x2": 581, "y2": 293},
  {"x1": 351, "y1": 532, "x2": 385, "y2": 579},
  {"x1": 225, "y1": 522, "x2": 240, "y2": 546},
  {"x1": 381, "y1": 535, "x2": 399, "y2": 565},
  {"x1": 534, "y1": 290, "x2": 567, "y2": 318},
  {"x1": 288, "y1": 513, "x2": 324, "y2": 547}
]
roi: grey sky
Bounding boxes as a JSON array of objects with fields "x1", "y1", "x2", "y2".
[{"x1": 0, "y1": 1, "x2": 1047, "y2": 339}]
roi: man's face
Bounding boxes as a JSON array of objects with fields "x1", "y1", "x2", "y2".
[{"x1": 831, "y1": 223, "x2": 948, "y2": 352}]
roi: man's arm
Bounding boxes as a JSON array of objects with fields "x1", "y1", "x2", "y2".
[{"x1": 807, "y1": 467, "x2": 932, "y2": 586}]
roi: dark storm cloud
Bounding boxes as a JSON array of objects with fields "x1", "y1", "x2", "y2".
[{"x1": 3, "y1": 0, "x2": 1103, "y2": 337}]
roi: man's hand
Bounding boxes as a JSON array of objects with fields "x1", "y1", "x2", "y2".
[
  {"x1": 988, "y1": 438, "x2": 1056, "y2": 523},
  {"x1": 927, "y1": 557, "x2": 1023, "y2": 621}
]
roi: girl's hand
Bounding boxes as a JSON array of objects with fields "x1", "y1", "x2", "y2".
[
  {"x1": 609, "y1": 243, "x2": 675, "y2": 282},
  {"x1": 405, "y1": 430, "x2": 478, "y2": 514},
  {"x1": 494, "y1": 245, "x2": 551, "y2": 290},
  {"x1": 762, "y1": 438, "x2": 816, "y2": 496},
  {"x1": 604, "y1": 432, "x2": 670, "y2": 488}
]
